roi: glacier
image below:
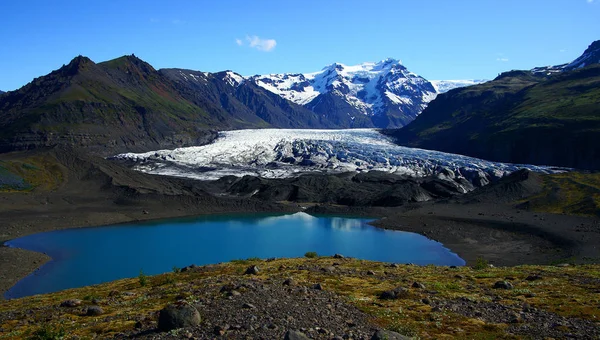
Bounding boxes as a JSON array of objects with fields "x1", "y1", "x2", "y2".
[{"x1": 114, "y1": 129, "x2": 564, "y2": 185}]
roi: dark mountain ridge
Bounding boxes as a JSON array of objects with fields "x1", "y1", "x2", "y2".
[
  {"x1": 0, "y1": 55, "x2": 344, "y2": 156},
  {"x1": 385, "y1": 41, "x2": 600, "y2": 170}
]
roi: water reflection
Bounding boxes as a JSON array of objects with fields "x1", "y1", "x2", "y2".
[{"x1": 5, "y1": 212, "x2": 464, "y2": 299}]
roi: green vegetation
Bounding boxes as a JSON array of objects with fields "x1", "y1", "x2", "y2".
[
  {"x1": 27, "y1": 325, "x2": 66, "y2": 340},
  {"x1": 473, "y1": 256, "x2": 489, "y2": 270},
  {"x1": 138, "y1": 270, "x2": 147, "y2": 287},
  {"x1": 391, "y1": 65, "x2": 600, "y2": 170},
  {"x1": 519, "y1": 172, "x2": 600, "y2": 217},
  {"x1": 0, "y1": 155, "x2": 63, "y2": 192},
  {"x1": 1, "y1": 258, "x2": 599, "y2": 339},
  {"x1": 304, "y1": 251, "x2": 318, "y2": 258}
]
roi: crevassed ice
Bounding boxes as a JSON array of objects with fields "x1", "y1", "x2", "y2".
[{"x1": 114, "y1": 129, "x2": 563, "y2": 181}]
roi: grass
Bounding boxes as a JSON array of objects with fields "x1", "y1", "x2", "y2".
[
  {"x1": 1, "y1": 258, "x2": 599, "y2": 339},
  {"x1": 518, "y1": 172, "x2": 600, "y2": 216},
  {"x1": 0, "y1": 155, "x2": 63, "y2": 193}
]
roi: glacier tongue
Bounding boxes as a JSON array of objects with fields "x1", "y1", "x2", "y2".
[{"x1": 114, "y1": 129, "x2": 563, "y2": 183}]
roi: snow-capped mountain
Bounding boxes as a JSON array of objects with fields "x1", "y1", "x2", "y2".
[
  {"x1": 248, "y1": 59, "x2": 442, "y2": 128},
  {"x1": 430, "y1": 80, "x2": 488, "y2": 93},
  {"x1": 532, "y1": 40, "x2": 600, "y2": 75}
]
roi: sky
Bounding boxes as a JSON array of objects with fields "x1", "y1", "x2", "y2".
[{"x1": 1, "y1": 0, "x2": 599, "y2": 91}]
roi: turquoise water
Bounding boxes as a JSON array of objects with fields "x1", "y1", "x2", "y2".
[{"x1": 4, "y1": 212, "x2": 464, "y2": 299}]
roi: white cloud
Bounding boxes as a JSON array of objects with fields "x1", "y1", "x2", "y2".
[
  {"x1": 560, "y1": 49, "x2": 567, "y2": 53},
  {"x1": 587, "y1": 0, "x2": 593, "y2": 3},
  {"x1": 235, "y1": 38, "x2": 243, "y2": 46},
  {"x1": 245, "y1": 35, "x2": 277, "y2": 52},
  {"x1": 172, "y1": 19, "x2": 186, "y2": 25},
  {"x1": 496, "y1": 58, "x2": 509, "y2": 62}
]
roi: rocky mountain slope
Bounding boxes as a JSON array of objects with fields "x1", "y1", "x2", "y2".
[
  {"x1": 385, "y1": 40, "x2": 600, "y2": 170},
  {"x1": 532, "y1": 40, "x2": 600, "y2": 75},
  {"x1": 0, "y1": 56, "x2": 343, "y2": 156},
  {"x1": 248, "y1": 59, "x2": 484, "y2": 128}
]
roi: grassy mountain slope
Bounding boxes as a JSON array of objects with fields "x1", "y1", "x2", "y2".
[
  {"x1": 386, "y1": 65, "x2": 600, "y2": 170},
  {"x1": 0, "y1": 55, "x2": 220, "y2": 155},
  {"x1": 0, "y1": 55, "x2": 355, "y2": 157}
]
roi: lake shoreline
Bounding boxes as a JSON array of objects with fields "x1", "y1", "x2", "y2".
[
  {"x1": 2, "y1": 196, "x2": 598, "y2": 300},
  {"x1": 0, "y1": 147, "x2": 598, "y2": 300}
]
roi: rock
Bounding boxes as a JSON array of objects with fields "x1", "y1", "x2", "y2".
[
  {"x1": 220, "y1": 284, "x2": 236, "y2": 293},
  {"x1": 245, "y1": 265, "x2": 260, "y2": 275},
  {"x1": 493, "y1": 281, "x2": 514, "y2": 290},
  {"x1": 321, "y1": 266, "x2": 336, "y2": 273},
  {"x1": 214, "y1": 325, "x2": 229, "y2": 336},
  {"x1": 333, "y1": 254, "x2": 345, "y2": 259},
  {"x1": 526, "y1": 274, "x2": 542, "y2": 281},
  {"x1": 283, "y1": 278, "x2": 296, "y2": 286},
  {"x1": 380, "y1": 287, "x2": 409, "y2": 300},
  {"x1": 523, "y1": 302, "x2": 532, "y2": 312},
  {"x1": 555, "y1": 263, "x2": 570, "y2": 267},
  {"x1": 60, "y1": 299, "x2": 82, "y2": 307},
  {"x1": 371, "y1": 329, "x2": 411, "y2": 339},
  {"x1": 181, "y1": 264, "x2": 198, "y2": 272},
  {"x1": 388, "y1": 263, "x2": 399, "y2": 268},
  {"x1": 242, "y1": 303, "x2": 257, "y2": 309},
  {"x1": 380, "y1": 290, "x2": 397, "y2": 300},
  {"x1": 227, "y1": 290, "x2": 241, "y2": 297},
  {"x1": 312, "y1": 283, "x2": 323, "y2": 290},
  {"x1": 509, "y1": 312, "x2": 522, "y2": 323},
  {"x1": 158, "y1": 302, "x2": 201, "y2": 331},
  {"x1": 86, "y1": 306, "x2": 104, "y2": 316},
  {"x1": 412, "y1": 282, "x2": 426, "y2": 289},
  {"x1": 367, "y1": 270, "x2": 375, "y2": 275},
  {"x1": 422, "y1": 298, "x2": 431, "y2": 305},
  {"x1": 284, "y1": 330, "x2": 311, "y2": 340}
]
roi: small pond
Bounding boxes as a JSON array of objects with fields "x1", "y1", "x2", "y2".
[{"x1": 4, "y1": 212, "x2": 464, "y2": 299}]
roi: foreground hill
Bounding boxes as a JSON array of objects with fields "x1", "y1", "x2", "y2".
[
  {"x1": 386, "y1": 41, "x2": 600, "y2": 170},
  {"x1": 1, "y1": 257, "x2": 599, "y2": 339}
]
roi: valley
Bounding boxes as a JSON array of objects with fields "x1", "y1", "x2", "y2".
[{"x1": 0, "y1": 11, "x2": 598, "y2": 336}]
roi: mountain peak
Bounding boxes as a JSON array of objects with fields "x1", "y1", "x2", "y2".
[
  {"x1": 567, "y1": 40, "x2": 600, "y2": 69},
  {"x1": 101, "y1": 54, "x2": 156, "y2": 73},
  {"x1": 58, "y1": 55, "x2": 95, "y2": 76},
  {"x1": 533, "y1": 39, "x2": 600, "y2": 75},
  {"x1": 582, "y1": 40, "x2": 600, "y2": 55},
  {"x1": 377, "y1": 58, "x2": 402, "y2": 66}
]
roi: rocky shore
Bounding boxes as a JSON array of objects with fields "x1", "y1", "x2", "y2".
[{"x1": 1, "y1": 257, "x2": 600, "y2": 339}]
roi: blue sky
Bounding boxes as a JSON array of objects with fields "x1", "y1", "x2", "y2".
[{"x1": 1, "y1": 0, "x2": 599, "y2": 91}]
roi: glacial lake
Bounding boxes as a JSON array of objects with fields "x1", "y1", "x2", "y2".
[{"x1": 4, "y1": 212, "x2": 464, "y2": 299}]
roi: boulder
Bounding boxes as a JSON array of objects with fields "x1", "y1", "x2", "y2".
[
  {"x1": 86, "y1": 306, "x2": 104, "y2": 316},
  {"x1": 412, "y1": 282, "x2": 426, "y2": 289},
  {"x1": 380, "y1": 287, "x2": 409, "y2": 300},
  {"x1": 158, "y1": 302, "x2": 201, "y2": 331},
  {"x1": 493, "y1": 281, "x2": 514, "y2": 290},
  {"x1": 284, "y1": 330, "x2": 310, "y2": 340},
  {"x1": 245, "y1": 265, "x2": 260, "y2": 275},
  {"x1": 371, "y1": 329, "x2": 411, "y2": 340},
  {"x1": 60, "y1": 299, "x2": 82, "y2": 307}
]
